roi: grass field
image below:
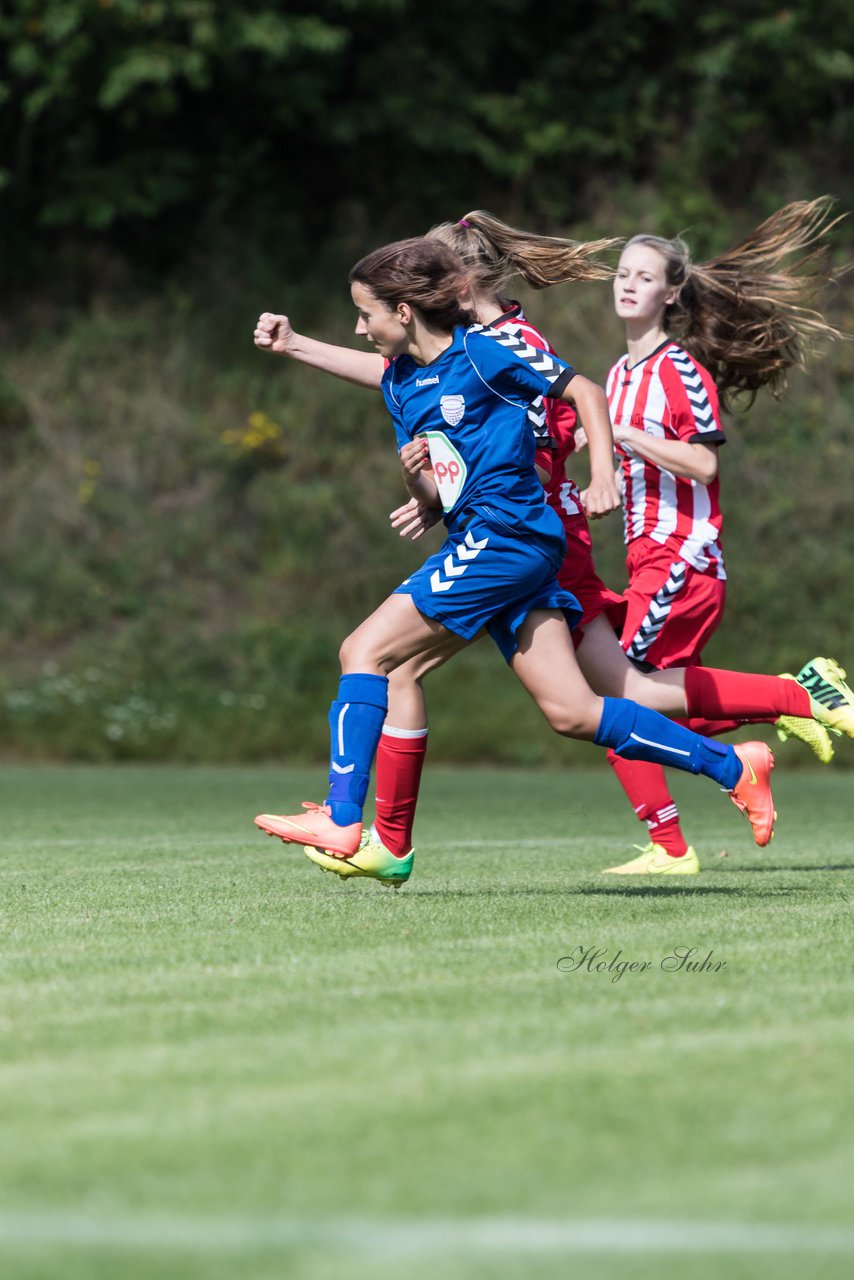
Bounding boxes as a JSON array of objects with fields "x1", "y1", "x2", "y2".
[{"x1": 0, "y1": 763, "x2": 852, "y2": 1280}]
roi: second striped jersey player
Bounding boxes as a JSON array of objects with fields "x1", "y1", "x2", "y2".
[{"x1": 607, "y1": 339, "x2": 727, "y2": 581}]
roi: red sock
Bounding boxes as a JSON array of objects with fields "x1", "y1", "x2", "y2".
[
  {"x1": 607, "y1": 751, "x2": 689, "y2": 857},
  {"x1": 686, "y1": 716, "x2": 778, "y2": 737},
  {"x1": 685, "y1": 667, "x2": 811, "y2": 720},
  {"x1": 686, "y1": 716, "x2": 757, "y2": 735},
  {"x1": 373, "y1": 728, "x2": 428, "y2": 857}
]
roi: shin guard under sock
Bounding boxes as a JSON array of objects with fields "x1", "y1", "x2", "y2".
[
  {"x1": 374, "y1": 727, "x2": 428, "y2": 857},
  {"x1": 596, "y1": 698, "x2": 742, "y2": 790},
  {"x1": 325, "y1": 673, "x2": 389, "y2": 826}
]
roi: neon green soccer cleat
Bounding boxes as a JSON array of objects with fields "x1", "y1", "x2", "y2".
[
  {"x1": 795, "y1": 657, "x2": 854, "y2": 740},
  {"x1": 776, "y1": 674, "x2": 837, "y2": 763},
  {"x1": 304, "y1": 825, "x2": 414, "y2": 888},
  {"x1": 602, "y1": 843, "x2": 700, "y2": 875}
]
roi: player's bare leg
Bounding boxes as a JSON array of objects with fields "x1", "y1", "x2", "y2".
[
  {"x1": 510, "y1": 610, "x2": 776, "y2": 845},
  {"x1": 256, "y1": 595, "x2": 460, "y2": 857}
]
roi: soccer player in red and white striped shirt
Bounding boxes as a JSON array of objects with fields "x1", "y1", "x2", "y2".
[
  {"x1": 607, "y1": 337, "x2": 726, "y2": 585},
  {"x1": 608, "y1": 243, "x2": 728, "y2": 674},
  {"x1": 601, "y1": 210, "x2": 844, "y2": 875}
]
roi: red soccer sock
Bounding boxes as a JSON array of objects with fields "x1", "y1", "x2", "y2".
[
  {"x1": 607, "y1": 751, "x2": 689, "y2": 858},
  {"x1": 373, "y1": 727, "x2": 428, "y2": 857},
  {"x1": 686, "y1": 716, "x2": 754, "y2": 735},
  {"x1": 684, "y1": 667, "x2": 812, "y2": 721},
  {"x1": 686, "y1": 715, "x2": 792, "y2": 734}
]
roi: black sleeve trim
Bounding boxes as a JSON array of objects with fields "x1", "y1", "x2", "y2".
[
  {"x1": 547, "y1": 367, "x2": 576, "y2": 398},
  {"x1": 688, "y1": 431, "x2": 726, "y2": 445}
]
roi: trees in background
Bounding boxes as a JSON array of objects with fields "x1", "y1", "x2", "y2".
[{"x1": 2, "y1": 0, "x2": 852, "y2": 280}]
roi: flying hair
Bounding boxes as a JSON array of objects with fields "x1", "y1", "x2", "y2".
[
  {"x1": 349, "y1": 237, "x2": 475, "y2": 332},
  {"x1": 631, "y1": 198, "x2": 846, "y2": 411},
  {"x1": 427, "y1": 210, "x2": 621, "y2": 296}
]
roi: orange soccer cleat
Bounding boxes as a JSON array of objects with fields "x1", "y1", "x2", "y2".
[
  {"x1": 254, "y1": 802, "x2": 362, "y2": 857},
  {"x1": 728, "y1": 742, "x2": 776, "y2": 847}
]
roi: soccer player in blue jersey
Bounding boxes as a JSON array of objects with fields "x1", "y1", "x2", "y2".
[
  {"x1": 254, "y1": 218, "x2": 854, "y2": 884},
  {"x1": 255, "y1": 237, "x2": 778, "y2": 869}
]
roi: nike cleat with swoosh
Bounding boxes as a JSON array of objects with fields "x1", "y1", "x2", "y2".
[
  {"x1": 794, "y1": 657, "x2": 854, "y2": 740},
  {"x1": 305, "y1": 824, "x2": 414, "y2": 887},
  {"x1": 729, "y1": 742, "x2": 776, "y2": 846},
  {"x1": 602, "y1": 843, "x2": 700, "y2": 875},
  {"x1": 254, "y1": 802, "x2": 362, "y2": 857}
]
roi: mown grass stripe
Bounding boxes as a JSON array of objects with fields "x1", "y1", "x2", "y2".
[{"x1": 0, "y1": 1213, "x2": 852, "y2": 1255}]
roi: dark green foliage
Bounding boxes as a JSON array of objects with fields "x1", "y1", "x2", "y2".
[{"x1": 2, "y1": 1, "x2": 853, "y2": 280}]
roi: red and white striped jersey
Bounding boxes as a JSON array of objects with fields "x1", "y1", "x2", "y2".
[
  {"x1": 493, "y1": 303, "x2": 585, "y2": 523},
  {"x1": 606, "y1": 340, "x2": 727, "y2": 579}
]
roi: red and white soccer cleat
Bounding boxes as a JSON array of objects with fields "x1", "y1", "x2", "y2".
[
  {"x1": 254, "y1": 802, "x2": 361, "y2": 858},
  {"x1": 728, "y1": 742, "x2": 776, "y2": 847}
]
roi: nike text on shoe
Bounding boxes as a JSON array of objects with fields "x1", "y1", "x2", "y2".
[
  {"x1": 305, "y1": 825, "x2": 413, "y2": 887},
  {"x1": 602, "y1": 843, "x2": 700, "y2": 876},
  {"x1": 729, "y1": 742, "x2": 776, "y2": 847},
  {"x1": 776, "y1": 676, "x2": 836, "y2": 764},
  {"x1": 795, "y1": 657, "x2": 854, "y2": 739},
  {"x1": 254, "y1": 803, "x2": 361, "y2": 857}
]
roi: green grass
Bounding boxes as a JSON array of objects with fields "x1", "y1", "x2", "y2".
[{"x1": 0, "y1": 764, "x2": 852, "y2": 1280}]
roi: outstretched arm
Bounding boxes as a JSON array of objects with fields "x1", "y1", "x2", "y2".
[{"x1": 253, "y1": 312, "x2": 384, "y2": 389}]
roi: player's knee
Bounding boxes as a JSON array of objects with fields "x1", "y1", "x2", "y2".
[
  {"x1": 340, "y1": 630, "x2": 400, "y2": 676},
  {"x1": 540, "y1": 698, "x2": 600, "y2": 739},
  {"x1": 339, "y1": 631, "x2": 379, "y2": 672},
  {"x1": 338, "y1": 634, "x2": 353, "y2": 670}
]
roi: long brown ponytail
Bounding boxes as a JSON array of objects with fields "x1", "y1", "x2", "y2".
[
  {"x1": 427, "y1": 210, "x2": 621, "y2": 295},
  {"x1": 632, "y1": 198, "x2": 846, "y2": 410}
]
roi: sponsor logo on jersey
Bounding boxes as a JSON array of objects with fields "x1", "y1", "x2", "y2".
[
  {"x1": 424, "y1": 430, "x2": 467, "y2": 511},
  {"x1": 416, "y1": 375, "x2": 440, "y2": 387},
  {"x1": 440, "y1": 394, "x2": 465, "y2": 426}
]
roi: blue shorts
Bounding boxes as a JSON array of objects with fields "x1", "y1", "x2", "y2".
[{"x1": 394, "y1": 517, "x2": 582, "y2": 663}]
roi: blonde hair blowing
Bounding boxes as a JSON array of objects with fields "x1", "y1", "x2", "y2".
[
  {"x1": 427, "y1": 210, "x2": 621, "y2": 295},
  {"x1": 640, "y1": 198, "x2": 845, "y2": 411}
]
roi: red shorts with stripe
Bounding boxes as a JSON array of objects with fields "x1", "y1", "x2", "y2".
[
  {"x1": 621, "y1": 538, "x2": 726, "y2": 670},
  {"x1": 555, "y1": 511, "x2": 627, "y2": 647}
]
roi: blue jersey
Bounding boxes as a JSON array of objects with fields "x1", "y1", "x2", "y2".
[{"x1": 382, "y1": 324, "x2": 576, "y2": 555}]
